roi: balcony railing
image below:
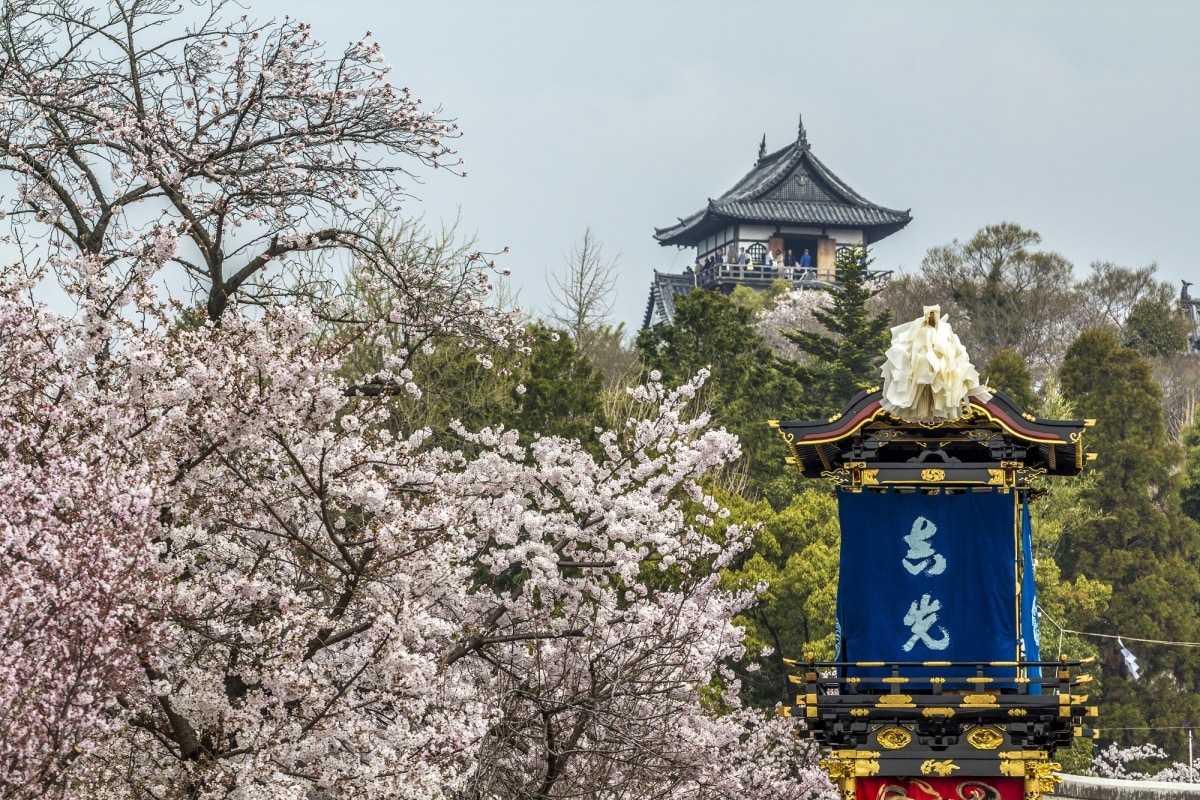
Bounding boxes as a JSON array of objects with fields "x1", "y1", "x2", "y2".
[
  {"x1": 695, "y1": 263, "x2": 822, "y2": 288},
  {"x1": 692, "y1": 263, "x2": 890, "y2": 290}
]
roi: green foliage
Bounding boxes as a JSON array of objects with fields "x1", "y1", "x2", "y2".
[
  {"x1": 714, "y1": 487, "x2": 841, "y2": 707},
  {"x1": 1057, "y1": 739, "x2": 1096, "y2": 776},
  {"x1": 1057, "y1": 334, "x2": 1200, "y2": 757},
  {"x1": 636, "y1": 289, "x2": 808, "y2": 495},
  {"x1": 1031, "y1": 383, "x2": 1113, "y2": 639},
  {"x1": 919, "y1": 222, "x2": 1077, "y2": 379},
  {"x1": 781, "y1": 246, "x2": 892, "y2": 415},
  {"x1": 1180, "y1": 423, "x2": 1200, "y2": 524},
  {"x1": 1059, "y1": 327, "x2": 1120, "y2": 402},
  {"x1": 509, "y1": 324, "x2": 607, "y2": 448},
  {"x1": 982, "y1": 348, "x2": 1039, "y2": 411},
  {"x1": 729, "y1": 279, "x2": 795, "y2": 316},
  {"x1": 369, "y1": 343, "x2": 519, "y2": 447},
  {"x1": 1122, "y1": 299, "x2": 1192, "y2": 357}
]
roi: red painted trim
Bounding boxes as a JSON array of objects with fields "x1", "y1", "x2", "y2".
[
  {"x1": 800, "y1": 400, "x2": 883, "y2": 442},
  {"x1": 970, "y1": 397, "x2": 1067, "y2": 444}
]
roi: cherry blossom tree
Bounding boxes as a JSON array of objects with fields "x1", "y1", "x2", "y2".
[
  {"x1": 0, "y1": 0, "x2": 457, "y2": 322},
  {"x1": 0, "y1": 2, "x2": 831, "y2": 798},
  {"x1": 755, "y1": 288, "x2": 834, "y2": 362},
  {"x1": 1091, "y1": 742, "x2": 1195, "y2": 782},
  {"x1": 0, "y1": 269, "x2": 163, "y2": 799},
  {"x1": 3, "y1": 264, "x2": 829, "y2": 797}
]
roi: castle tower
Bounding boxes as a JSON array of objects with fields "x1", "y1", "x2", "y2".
[{"x1": 644, "y1": 116, "x2": 911, "y2": 328}]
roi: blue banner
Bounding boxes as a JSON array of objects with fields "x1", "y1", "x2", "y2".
[
  {"x1": 836, "y1": 489, "x2": 1019, "y2": 685},
  {"x1": 1020, "y1": 498, "x2": 1041, "y2": 692}
]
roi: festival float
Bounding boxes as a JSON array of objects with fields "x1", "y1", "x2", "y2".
[{"x1": 772, "y1": 306, "x2": 1098, "y2": 800}]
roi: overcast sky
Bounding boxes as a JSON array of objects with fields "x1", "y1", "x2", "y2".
[{"x1": 256, "y1": 0, "x2": 1199, "y2": 332}]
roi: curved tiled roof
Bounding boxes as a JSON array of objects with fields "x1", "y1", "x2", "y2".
[
  {"x1": 642, "y1": 269, "x2": 699, "y2": 329},
  {"x1": 714, "y1": 200, "x2": 909, "y2": 228},
  {"x1": 656, "y1": 121, "x2": 911, "y2": 246}
]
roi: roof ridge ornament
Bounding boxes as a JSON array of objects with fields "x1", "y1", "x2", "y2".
[
  {"x1": 797, "y1": 114, "x2": 809, "y2": 149},
  {"x1": 757, "y1": 133, "x2": 766, "y2": 164}
]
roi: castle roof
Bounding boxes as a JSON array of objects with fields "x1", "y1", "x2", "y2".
[
  {"x1": 642, "y1": 270, "x2": 697, "y2": 329},
  {"x1": 655, "y1": 119, "x2": 912, "y2": 247}
]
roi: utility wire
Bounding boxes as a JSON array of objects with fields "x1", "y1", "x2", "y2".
[
  {"x1": 1096, "y1": 728, "x2": 1196, "y2": 734},
  {"x1": 1039, "y1": 608, "x2": 1200, "y2": 649}
]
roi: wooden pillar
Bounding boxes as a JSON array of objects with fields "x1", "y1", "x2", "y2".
[
  {"x1": 817, "y1": 237, "x2": 837, "y2": 281},
  {"x1": 768, "y1": 235, "x2": 785, "y2": 267}
]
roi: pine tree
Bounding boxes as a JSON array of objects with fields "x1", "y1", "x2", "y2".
[{"x1": 780, "y1": 246, "x2": 892, "y2": 414}]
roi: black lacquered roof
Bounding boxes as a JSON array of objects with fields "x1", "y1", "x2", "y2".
[
  {"x1": 772, "y1": 388, "x2": 1093, "y2": 487},
  {"x1": 655, "y1": 120, "x2": 911, "y2": 247}
]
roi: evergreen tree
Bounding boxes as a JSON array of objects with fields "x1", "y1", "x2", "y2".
[
  {"x1": 1180, "y1": 423, "x2": 1200, "y2": 525},
  {"x1": 714, "y1": 487, "x2": 840, "y2": 707},
  {"x1": 982, "y1": 348, "x2": 1039, "y2": 411},
  {"x1": 1060, "y1": 327, "x2": 1121, "y2": 402},
  {"x1": 1123, "y1": 299, "x2": 1192, "y2": 357},
  {"x1": 508, "y1": 323, "x2": 607, "y2": 449},
  {"x1": 780, "y1": 246, "x2": 892, "y2": 415},
  {"x1": 636, "y1": 289, "x2": 808, "y2": 495},
  {"x1": 1058, "y1": 335, "x2": 1200, "y2": 757}
]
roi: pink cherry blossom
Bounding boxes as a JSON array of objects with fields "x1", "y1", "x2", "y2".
[{"x1": 0, "y1": 3, "x2": 830, "y2": 798}]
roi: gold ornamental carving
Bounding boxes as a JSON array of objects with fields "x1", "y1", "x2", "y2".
[
  {"x1": 877, "y1": 694, "x2": 915, "y2": 708},
  {"x1": 999, "y1": 751, "x2": 1052, "y2": 780},
  {"x1": 920, "y1": 759, "x2": 960, "y2": 776},
  {"x1": 861, "y1": 469, "x2": 880, "y2": 486},
  {"x1": 960, "y1": 694, "x2": 999, "y2": 707},
  {"x1": 966, "y1": 727, "x2": 1005, "y2": 750},
  {"x1": 999, "y1": 750, "x2": 1049, "y2": 762},
  {"x1": 988, "y1": 469, "x2": 1006, "y2": 486},
  {"x1": 922, "y1": 707, "x2": 955, "y2": 718},
  {"x1": 1028, "y1": 761, "x2": 1063, "y2": 794},
  {"x1": 832, "y1": 749, "x2": 882, "y2": 760},
  {"x1": 851, "y1": 708, "x2": 870, "y2": 717},
  {"x1": 822, "y1": 468, "x2": 853, "y2": 487},
  {"x1": 921, "y1": 468, "x2": 946, "y2": 482},
  {"x1": 1008, "y1": 708, "x2": 1028, "y2": 718},
  {"x1": 876, "y1": 727, "x2": 913, "y2": 750},
  {"x1": 821, "y1": 759, "x2": 858, "y2": 780},
  {"x1": 820, "y1": 751, "x2": 881, "y2": 780}
]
